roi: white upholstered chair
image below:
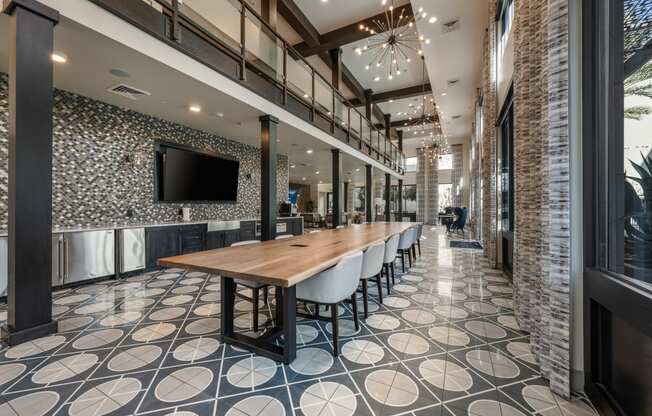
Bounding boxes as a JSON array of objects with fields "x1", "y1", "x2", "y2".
[
  {"x1": 359, "y1": 241, "x2": 386, "y2": 318},
  {"x1": 383, "y1": 234, "x2": 401, "y2": 292},
  {"x1": 397, "y1": 227, "x2": 416, "y2": 272},
  {"x1": 296, "y1": 251, "x2": 363, "y2": 356}
]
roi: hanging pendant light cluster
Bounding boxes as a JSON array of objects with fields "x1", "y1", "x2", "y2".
[{"x1": 355, "y1": 1, "x2": 434, "y2": 81}]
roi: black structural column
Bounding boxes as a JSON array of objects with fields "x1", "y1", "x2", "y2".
[
  {"x1": 329, "y1": 48, "x2": 342, "y2": 89},
  {"x1": 398, "y1": 179, "x2": 404, "y2": 221},
  {"x1": 332, "y1": 149, "x2": 343, "y2": 228},
  {"x1": 260, "y1": 115, "x2": 279, "y2": 241},
  {"x1": 397, "y1": 130, "x2": 404, "y2": 153},
  {"x1": 364, "y1": 89, "x2": 373, "y2": 120},
  {"x1": 343, "y1": 181, "x2": 349, "y2": 216},
  {"x1": 261, "y1": 0, "x2": 277, "y2": 29},
  {"x1": 384, "y1": 114, "x2": 391, "y2": 140},
  {"x1": 365, "y1": 165, "x2": 373, "y2": 222},
  {"x1": 2, "y1": 0, "x2": 59, "y2": 345},
  {"x1": 385, "y1": 173, "x2": 391, "y2": 222}
]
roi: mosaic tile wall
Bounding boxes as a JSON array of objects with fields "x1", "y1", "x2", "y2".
[
  {"x1": 0, "y1": 74, "x2": 289, "y2": 230},
  {"x1": 451, "y1": 144, "x2": 464, "y2": 208},
  {"x1": 512, "y1": 0, "x2": 572, "y2": 398}
]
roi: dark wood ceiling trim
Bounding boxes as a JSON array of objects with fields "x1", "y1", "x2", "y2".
[
  {"x1": 348, "y1": 83, "x2": 432, "y2": 107},
  {"x1": 294, "y1": 4, "x2": 414, "y2": 57},
  {"x1": 277, "y1": 0, "x2": 320, "y2": 47},
  {"x1": 390, "y1": 114, "x2": 440, "y2": 128}
]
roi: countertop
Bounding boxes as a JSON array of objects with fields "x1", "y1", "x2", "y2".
[{"x1": 0, "y1": 216, "x2": 303, "y2": 237}]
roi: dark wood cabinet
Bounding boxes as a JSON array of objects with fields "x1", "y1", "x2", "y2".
[
  {"x1": 145, "y1": 224, "x2": 207, "y2": 270},
  {"x1": 240, "y1": 221, "x2": 257, "y2": 241},
  {"x1": 223, "y1": 229, "x2": 240, "y2": 246},
  {"x1": 145, "y1": 226, "x2": 181, "y2": 270},
  {"x1": 206, "y1": 231, "x2": 224, "y2": 250}
]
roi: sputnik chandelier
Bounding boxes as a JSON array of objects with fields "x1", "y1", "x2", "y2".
[
  {"x1": 402, "y1": 56, "x2": 441, "y2": 136},
  {"x1": 355, "y1": 1, "x2": 435, "y2": 81},
  {"x1": 423, "y1": 134, "x2": 450, "y2": 165}
]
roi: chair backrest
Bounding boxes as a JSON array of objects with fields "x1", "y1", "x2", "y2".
[
  {"x1": 458, "y1": 208, "x2": 468, "y2": 229},
  {"x1": 298, "y1": 251, "x2": 363, "y2": 304},
  {"x1": 361, "y1": 241, "x2": 386, "y2": 280},
  {"x1": 275, "y1": 234, "x2": 293, "y2": 240},
  {"x1": 231, "y1": 240, "x2": 261, "y2": 247},
  {"x1": 402, "y1": 216, "x2": 411, "y2": 222},
  {"x1": 383, "y1": 234, "x2": 401, "y2": 263},
  {"x1": 398, "y1": 228, "x2": 415, "y2": 250}
]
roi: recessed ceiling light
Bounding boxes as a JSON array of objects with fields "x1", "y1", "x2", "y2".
[
  {"x1": 302, "y1": 177, "x2": 307, "y2": 181},
  {"x1": 356, "y1": 168, "x2": 360, "y2": 172},
  {"x1": 319, "y1": 180, "x2": 323, "y2": 184},
  {"x1": 109, "y1": 68, "x2": 130, "y2": 78},
  {"x1": 315, "y1": 171, "x2": 320, "y2": 174},
  {"x1": 441, "y1": 93, "x2": 447, "y2": 96},
  {"x1": 189, "y1": 105, "x2": 201, "y2": 113},
  {"x1": 306, "y1": 149, "x2": 314, "y2": 154},
  {"x1": 51, "y1": 53, "x2": 67, "y2": 63},
  {"x1": 215, "y1": 112, "x2": 224, "y2": 118},
  {"x1": 429, "y1": 16, "x2": 437, "y2": 24},
  {"x1": 290, "y1": 164, "x2": 296, "y2": 168}
]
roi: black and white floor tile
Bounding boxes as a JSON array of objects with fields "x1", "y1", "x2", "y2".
[{"x1": 0, "y1": 228, "x2": 598, "y2": 415}]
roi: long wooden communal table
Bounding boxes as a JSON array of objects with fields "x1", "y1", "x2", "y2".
[{"x1": 158, "y1": 222, "x2": 419, "y2": 363}]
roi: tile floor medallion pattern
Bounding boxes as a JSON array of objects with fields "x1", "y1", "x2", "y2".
[{"x1": 0, "y1": 228, "x2": 597, "y2": 415}]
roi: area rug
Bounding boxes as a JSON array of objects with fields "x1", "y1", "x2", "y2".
[{"x1": 449, "y1": 240, "x2": 483, "y2": 250}]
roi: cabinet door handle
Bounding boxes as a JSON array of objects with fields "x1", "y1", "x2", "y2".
[
  {"x1": 63, "y1": 239, "x2": 69, "y2": 284},
  {"x1": 58, "y1": 239, "x2": 64, "y2": 282}
]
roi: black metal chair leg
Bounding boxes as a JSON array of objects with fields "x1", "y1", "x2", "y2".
[
  {"x1": 376, "y1": 274, "x2": 383, "y2": 304},
  {"x1": 362, "y1": 279, "x2": 369, "y2": 319},
  {"x1": 385, "y1": 264, "x2": 391, "y2": 294},
  {"x1": 390, "y1": 262, "x2": 396, "y2": 284},
  {"x1": 314, "y1": 303, "x2": 320, "y2": 318},
  {"x1": 400, "y1": 251, "x2": 406, "y2": 273},
  {"x1": 408, "y1": 249, "x2": 413, "y2": 268},
  {"x1": 351, "y1": 292, "x2": 359, "y2": 331},
  {"x1": 331, "y1": 303, "x2": 339, "y2": 356},
  {"x1": 252, "y1": 287, "x2": 259, "y2": 332},
  {"x1": 263, "y1": 286, "x2": 269, "y2": 305},
  {"x1": 417, "y1": 240, "x2": 421, "y2": 256}
]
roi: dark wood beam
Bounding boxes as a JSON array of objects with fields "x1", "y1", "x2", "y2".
[
  {"x1": 329, "y1": 48, "x2": 342, "y2": 89},
  {"x1": 390, "y1": 114, "x2": 440, "y2": 128},
  {"x1": 278, "y1": 0, "x2": 320, "y2": 47},
  {"x1": 364, "y1": 89, "x2": 373, "y2": 120},
  {"x1": 2, "y1": 0, "x2": 59, "y2": 345},
  {"x1": 384, "y1": 113, "x2": 391, "y2": 139},
  {"x1": 348, "y1": 83, "x2": 432, "y2": 107},
  {"x1": 261, "y1": 0, "x2": 277, "y2": 30},
  {"x1": 397, "y1": 130, "x2": 403, "y2": 152},
  {"x1": 294, "y1": 4, "x2": 414, "y2": 57},
  {"x1": 260, "y1": 115, "x2": 279, "y2": 241}
]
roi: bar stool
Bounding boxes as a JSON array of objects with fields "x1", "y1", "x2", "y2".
[
  {"x1": 296, "y1": 251, "x2": 363, "y2": 356},
  {"x1": 231, "y1": 240, "x2": 267, "y2": 332},
  {"x1": 382, "y1": 234, "x2": 400, "y2": 292},
  {"x1": 397, "y1": 227, "x2": 416, "y2": 273},
  {"x1": 359, "y1": 241, "x2": 386, "y2": 318},
  {"x1": 275, "y1": 234, "x2": 293, "y2": 240}
]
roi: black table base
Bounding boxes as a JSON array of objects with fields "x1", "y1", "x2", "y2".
[{"x1": 220, "y1": 276, "x2": 297, "y2": 364}]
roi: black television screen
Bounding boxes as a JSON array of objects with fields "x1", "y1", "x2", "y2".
[{"x1": 156, "y1": 143, "x2": 239, "y2": 202}]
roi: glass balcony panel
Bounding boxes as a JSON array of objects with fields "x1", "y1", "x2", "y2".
[
  {"x1": 334, "y1": 95, "x2": 347, "y2": 129},
  {"x1": 314, "y1": 75, "x2": 333, "y2": 115},
  {"x1": 286, "y1": 54, "x2": 313, "y2": 104}
]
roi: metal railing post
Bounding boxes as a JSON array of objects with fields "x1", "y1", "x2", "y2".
[
  {"x1": 282, "y1": 42, "x2": 287, "y2": 105},
  {"x1": 311, "y1": 70, "x2": 315, "y2": 121}
]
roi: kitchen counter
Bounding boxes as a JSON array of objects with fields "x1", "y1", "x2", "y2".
[{"x1": 0, "y1": 216, "x2": 303, "y2": 237}]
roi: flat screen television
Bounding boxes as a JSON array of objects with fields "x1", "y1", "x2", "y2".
[{"x1": 155, "y1": 142, "x2": 239, "y2": 202}]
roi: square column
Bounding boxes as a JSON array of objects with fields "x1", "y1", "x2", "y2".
[
  {"x1": 365, "y1": 164, "x2": 373, "y2": 222},
  {"x1": 2, "y1": 0, "x2": 60, "y2": 345},
  {"x1": 385, "y1": 173, "x2": 391, "y2": 221},
  {"x1": 331, "y1": 149, "x2": 343, "y2": 227},
  {"x1": 260, "y1": 115, "x2": 279, "y2": 241}
]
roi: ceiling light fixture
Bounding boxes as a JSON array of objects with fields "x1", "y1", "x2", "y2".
[
  {"x1": 306, "y1": 149, "x2": 314, "y2": 154},
  {"x1": 354, "y1": 1, "x2": 433, "y2": 81},
  {"x1": 189, "y1": 105, "x2": 201, "y2": 113}
]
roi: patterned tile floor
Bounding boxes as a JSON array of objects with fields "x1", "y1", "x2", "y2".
[{"x1": 0, "y1": 227, "x2": 598, "y2": 416}]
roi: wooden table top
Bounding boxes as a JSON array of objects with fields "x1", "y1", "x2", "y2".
[{"x1": 158, "y1": 222, "x2": 419, "y2": 287}]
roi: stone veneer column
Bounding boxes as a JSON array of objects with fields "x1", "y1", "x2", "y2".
[
  {"x1": 512, "y1": 0, "x2": 571, "y2": 398},
  {"x1": 345, "y1": 181, "x2": 354, "y2": 214},
  {"x1": 481, "y1": 1, "x2": 498, "y2": 267},
  {"x1": 427, "y1": 156, "x2": 439, "y2": 224},
  {"x1": 450, "y1": 144, "x2": 464, "y2": 207},
  {"x1": 416, "y1": 148, "x2": 426, "y2": 223}
]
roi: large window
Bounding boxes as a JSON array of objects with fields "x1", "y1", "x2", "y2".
[
  {"x1": 499, "y1": 0, "x2": 514, "y2": 49},
  {"x1": 405, "y1": 157, "x2": 417, "y2": 172},
  {"x1": 621, "y1": 3, "x2": 652, "y2": 281},
  {"x1": 438, "y1": 184, "x2": 452, "y2": 212},
  {"x1": 438, "y1": 154, "x2": 453, "y2": 170},
  {"x1": 389, "y1": 185, "x2": 417, "y2": 213},
  {"x1": 353, "y1": 187, "x2": 365, "y2": 212},
  {"x1": 499, "y1": 89, "x2": 515, "y2": 232}
]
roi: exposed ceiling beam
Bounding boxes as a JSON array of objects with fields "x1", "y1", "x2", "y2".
[
  {"x1": 277, "y1": 0, "x2": 320, "y2": 47},
  {"x1": 348, "y1": 83, "x2": 432, "y2": 107},
  {"x1": 294, "y1": 4, "x2": 414, "y2": 57},
  {"x1": 390, "y1": 115, "x2": 440, "y2": 128}
]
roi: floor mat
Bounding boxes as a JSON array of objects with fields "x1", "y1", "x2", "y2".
[{"x1": 450, "y1": 240, "x2": 483, "y2": 249}]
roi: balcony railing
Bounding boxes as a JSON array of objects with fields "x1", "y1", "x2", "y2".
[{"x1": 90, "y1": 0, "x2": 405, "y2": 174}]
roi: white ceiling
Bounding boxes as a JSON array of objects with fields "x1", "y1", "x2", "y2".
[
  {"x1": 412, "y1": 0, "x2": 488, "y2": 142},
  {"x1": 294, "y1": 0, "x2": 487, "y2": 156}
]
